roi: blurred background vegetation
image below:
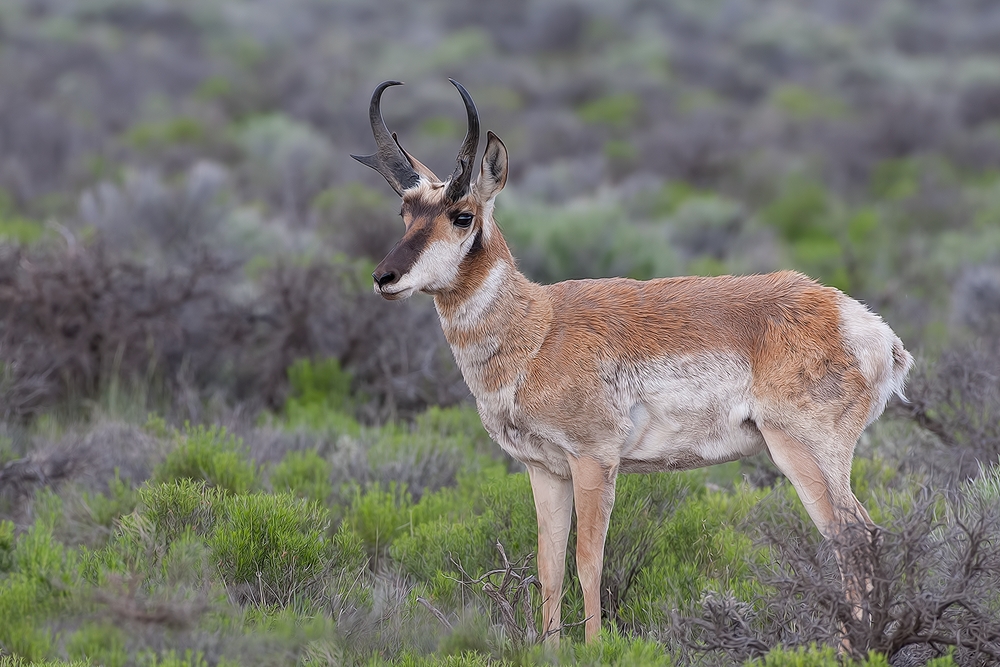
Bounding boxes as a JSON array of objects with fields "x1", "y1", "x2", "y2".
[{"x1": 2, "y1": 0, "x2": 1000, "y2": 665}]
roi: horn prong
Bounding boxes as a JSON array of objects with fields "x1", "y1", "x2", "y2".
[
  {"x1": 445, "y1": 79, "x2": 481, "y2": 203},
  {"x1": 353, "y1": 80, "x2": 421, "y2": 196}
]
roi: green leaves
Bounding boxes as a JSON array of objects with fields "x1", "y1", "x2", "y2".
[
  {"x1": 154, "y1": 425, "x2": 257, "y2": 494},
  {"x1": 211, "y1": 493, "x2": 331, "y2": 606},
  {"x1": 270, "y1": 450, "x2": 333, "y2": 504}
]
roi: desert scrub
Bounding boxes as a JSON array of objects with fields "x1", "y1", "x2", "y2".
[
  {"x1": 501, "y1": 200, "x2": 679, "y2": 284},
  {"x1": 0, "y1": 214, "x2": 46, "y2": 245},
  {"x1": 0, "y1": 519, "x2": 14, "y2": 572},
  {"x1": 154, "y1": 424, "x2": 257, "y2": 494},
  {"x1": 391, "y1": 469, "x2": 537, "y2": 598},
  {"x1": 590, "y1": 473, "x2": 769, "y2": 633},
  {"x1": 361, "y1": 411, "x2": 507, "y2": 500},
  {"x1": 577, "y1": 93, "x2": 642, "y2": 129},
  {"x1": 670, "y1": 479, "x2": 1000, "y2": 662},
  {"x1": 362, "y1": 651, "x2": 500, "y2": 667},
  {"x1": 512, "y1": 630, "x2": 673, "y2": 666},
  {"x1": 363, "y1": 626, "x2": 675, "y2": 666},
  {"x1": 750, "y1": 645, "x2": 958, "y2": 666},
  {"x1": 121, "y1": 650, "x2": 241, "y2": 667},
  {"x1": 284, "y1": 404, "x2": 507, "y2": 510},
  {"x1": 966, "y1": 461, "x2": 1000, "y2": 502},
  {"x1": 392, "y1": 469, "x2": 772, "y2": 640},
  {"x1": 0, "y1": 191, "x2": 47, "y2": 245},
  {"x1": 81, "y1": 480, "x2": 224, "y2": 581},
  {"x1": 140, "y1": 479, "x2": 225, "y2": 542},
  {"x1": 86, "y1": 477, "x2": 364, "y2": 608},
  {"x1": 270, "y1": 449, "x2": 333, "y2": 504},
  {"x1": 0, "y1": 658, "x2": 92, "y2": 667},
  {"x1": 286, "y1": 357, "x2": 353, "y2": 416},
  {"x1": 70, "y1": 470, "x2": 139, "y2": 541},
  {"x1": 769, "y1": 84, "x2": 848, "y2": 120},
  {"x1": 0, "y1": 496, "x2": 79, "y2": 661},
  {"x1": 363, "y1": 652, "x2": 500, "y2": 667},
  {"x1": 211, "y1": 492, "x2": 333, "y2": 606},
  {"x1": 64, "y1": 621, "x2": 128, "y2": 667},
  {"x1": 344, "y1": 482, "x2": 414, "y2": 568},
  {"x1": 344, "y1": 469, "x2": 503, "y2": 571},
  {"x1": 124, "y1": 117, "x2": 208, "y2": 151},
  {"x1": 279, "y1": 357, "x2": 362, "y2": 435}
]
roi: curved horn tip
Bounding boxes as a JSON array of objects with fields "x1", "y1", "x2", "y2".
[
  {"x1": 358, "y1": 79, "x2": 420, "y2": 196},
  {"x1": 444, "y1": 78, "x2": 480, "y2": 202},
  {"x1": 369, "y1": 81, "x2": 405, "y2": 110},
  {"x1": 447, "y1": 78, "x2": 470, "y2": 95}
]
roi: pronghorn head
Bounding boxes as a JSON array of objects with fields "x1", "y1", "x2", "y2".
[{"x1": 352, "y1": 80, "x2": 508, "y2": 300}]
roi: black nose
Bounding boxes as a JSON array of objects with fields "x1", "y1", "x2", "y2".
[{"x1": 374, "y1": 270, "x2": 397, "y2": 288}]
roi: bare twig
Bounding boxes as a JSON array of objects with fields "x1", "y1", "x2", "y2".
[
  {"x1": 450, "y1": 541, "x2": 544, "y2": 645},
  {"x1": 416, "y1": 596, "x2": 453, "y2": 631}
]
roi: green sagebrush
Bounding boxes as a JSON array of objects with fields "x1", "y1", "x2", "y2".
[
  {"x1": 85, "y1": 478, "x2": 364, "y2": 607},
  {"x1": 153, "y1": 424, "x2": 257, "y2": 494},
  {"x1": 270, "y1": 449, "x2": 333, "y2": 504},
  {"x1": 0, "y1": 495, "x2": 78, "y2": 662},
  {"x1": 211, "y1": 492, "x2": 332, "y2": 606},
  {"x1": 390, "y1": 467, "x2": 769, "y2": 641},
  {"x1": 749, "y1": 645, "x2": 957, "y2": 666}
]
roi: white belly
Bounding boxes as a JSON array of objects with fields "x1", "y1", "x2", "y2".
[
  {"x1": 474, "y1": 352, "x2": 767, "y2": 479},
  {"x1": 618, "y1": 353, "x2": 766, "y2": 471}
]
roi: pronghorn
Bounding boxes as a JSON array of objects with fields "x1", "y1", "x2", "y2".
[{"x1": 353, "y1": 79, "x2": 913, "y2": 643}]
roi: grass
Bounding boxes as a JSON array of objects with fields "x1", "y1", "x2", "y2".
[
  {"x1": 0, "y1": 359, "x2": 994, "y2": 665},
  {"x1": 153, "y1": 425, "x2": 258, "y2": 494}
]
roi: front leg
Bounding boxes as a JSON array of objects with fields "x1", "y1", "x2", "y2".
[
  {"x1": 568, "y1": 455, "x2": 618, "y2": 642},
  {"x1": 527, "y1": 465, "x2": 574, "y2": 644}
]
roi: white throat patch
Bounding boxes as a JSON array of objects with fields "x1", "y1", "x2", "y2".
[{"x1": 442, "y1": 261, "x2": 508, "y2": 330}]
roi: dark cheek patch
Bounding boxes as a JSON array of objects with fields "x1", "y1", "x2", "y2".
[
  {"x1": 469, "y1": 228, "x2": 483, "y2": 254},
  {"x1": 453, "y1": 228, "x2": 483, "y2": 278}
]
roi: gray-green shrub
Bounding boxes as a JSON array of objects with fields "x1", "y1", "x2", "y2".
[
  {"x1": 154, "y1": 425, "x2": 257, "y2": 494},
  {"x1": 270, "y1": 449, "x2": 333, "y2": 504},
  {"x1": 0, "y1": 498, "x2": 78, "y2": 661},
  {"x1": 211, "y1": 492, "x2": 331, "y2": 606}
]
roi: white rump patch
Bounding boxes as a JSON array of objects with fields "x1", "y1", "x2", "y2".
[{"x1": 837, "y1": 295, "x2": 913, "y2": 425}]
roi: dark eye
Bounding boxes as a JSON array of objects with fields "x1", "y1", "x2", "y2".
[{"x1": 453, "y1": 212, "x2": 474, "y2": 228}]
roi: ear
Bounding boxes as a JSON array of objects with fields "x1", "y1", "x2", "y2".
[
  {"x1": 393, "y1": 133, "x2": 439, "y2": 182},
  {"x1": 473, "y1": 131, "x2": 508, "y2": 203}
]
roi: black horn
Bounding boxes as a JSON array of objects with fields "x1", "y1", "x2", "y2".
[
  {"x1": 351, "y1": 81, "x2": 421, "y2": 196},
  {"x1": 444, "y1": 79, "x2": 480, "y2": 203}
]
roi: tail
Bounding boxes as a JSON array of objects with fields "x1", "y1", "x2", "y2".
[
  {"x1": 834, "y1": 293, "x2": 914, "y2": 426},
  {"x1": 889, "y1": 338, "x2": 915, "y2": 404},
  {"x1": 864, "y1": 336, "x2": 914, "y2": 427}
]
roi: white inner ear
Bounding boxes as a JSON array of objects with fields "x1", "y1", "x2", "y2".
[
  {"x1": 473, "y1": 140, "x2": 507, "y2": 245},
  {"x1": 475, "y1": 146, "x2": 505, "y2": 197},
  {"x1": 484, "y1": 157, "x2": 504, "y2": 194}
]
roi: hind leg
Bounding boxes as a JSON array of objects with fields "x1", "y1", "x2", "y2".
[
  {"x1": 568, "y1": 455, "x2": 618, "y2": 643},
  {"x1": 758, "y1": 425, "x2": 876, "y2": 634},
  {"x1": 758, "y1": 425, "x2": 871, "y2": 534}
]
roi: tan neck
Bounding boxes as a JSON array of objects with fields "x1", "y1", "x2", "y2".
[{"x1": 433, "y1": 230, "x2": 551, "y2": 395}]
